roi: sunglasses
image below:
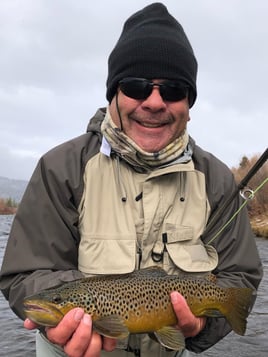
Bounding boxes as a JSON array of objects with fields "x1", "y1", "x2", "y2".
[{"x1": 119, "y1": 77, "x2": 189, "y2": 102}]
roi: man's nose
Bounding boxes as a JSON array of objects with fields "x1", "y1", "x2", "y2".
[{"x1": 141, "y1": 86, "x2": 167, "y2": 111}]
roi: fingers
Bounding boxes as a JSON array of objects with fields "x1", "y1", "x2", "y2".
[
  {"x1": 24, "y1": 318, "x2": 38, "y2": 330},
  {"x1": 46, "y1": 308, "x2": 97, "y2": 357},
  {"x1": 44, "y1": 308, "x2": 117, "y2": 357},
  {"x1": 102, "y1": 337, "x2": 117, "y2": 352},
  {"x1": 63, "y1": 313, "x2": 100, "y2": 357},
  {"x1": 170, "y1": 291, "x2": 206, "y2": 338},
  {"x1": 65, "y1": 330, "x2": 102, "y2": 357},
  {"x1": 46, "y1": 308, "x2": 85, "y2": 346}
]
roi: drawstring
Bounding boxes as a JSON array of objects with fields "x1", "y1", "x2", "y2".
[
  {"x1": 179, "y1": 171, "x2": 186, "y2": 201},
  {"x1": 115, "y1": 155, "x2": 128, "y2": 202},
  {"x1": 116, "y1": 91, "x2": 124, "y2": 131}
]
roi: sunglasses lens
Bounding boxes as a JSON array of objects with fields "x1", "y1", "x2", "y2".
[
  {"x1": 161, "y1": 83, "x2": 188, "y2": 102},
  {"x1": 119, "y1": 78, "x2": 152, "y2": 99},
  {"x1": 119, "y1": 79, "x2": 151, "y2": 100},
  {"x1": 119, "y1": 78, "x2": 188, "y2": 102}
]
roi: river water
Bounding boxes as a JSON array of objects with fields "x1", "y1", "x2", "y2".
[{"x1": 0, "y1": 214, "x2": 267, "y2": 356}]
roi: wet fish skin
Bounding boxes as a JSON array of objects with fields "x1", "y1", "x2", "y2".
[{"x1": 23, "y1": 267, "x2": 253, "y2": 351}]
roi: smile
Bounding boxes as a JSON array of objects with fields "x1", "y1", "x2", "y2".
[{"x1": 133, "y1": 118, "x2": 169, "y2": 129}]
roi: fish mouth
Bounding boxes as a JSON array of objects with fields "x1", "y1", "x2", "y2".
[
  {"x1": 24, "y1": 302, "x2": 51, "y2": 312},
  {"x1": 24, "y1": 300, "x2": 64, "y2": 327}
]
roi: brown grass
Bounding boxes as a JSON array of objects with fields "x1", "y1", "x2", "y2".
[
  {"x1": 250, "y1": 214, "x2": 268, "y2": 238},
  {"x1": 232, "y1": 153, "x2": 268, "y2": 239},
  {"x1": 0, "y1": 198, "x2": 17, "y2": 215}
]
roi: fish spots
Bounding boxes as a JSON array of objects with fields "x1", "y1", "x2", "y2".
[{"x1": 24, "y1": 267, "x2": 253, "y2": 338}]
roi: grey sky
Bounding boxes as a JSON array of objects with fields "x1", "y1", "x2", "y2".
[{"x1": 0, "y1": 0, "x2": 267, "y2": 180}]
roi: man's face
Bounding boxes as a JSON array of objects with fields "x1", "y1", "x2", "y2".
[{"x1": 109, "y1": 79, "x2": 190, "y2": 153}]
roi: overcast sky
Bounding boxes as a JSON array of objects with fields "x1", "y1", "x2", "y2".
[{"x1": 0, "y1": 0, "x2": 267, "y2": 181}]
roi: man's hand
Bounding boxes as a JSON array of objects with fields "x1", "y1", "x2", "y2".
[
  {"x1": 24, "y1": 308, "x2": 117, "y2": 357},
  {"x1": 170, "y1": 291, "x2": 206, "y2": 337}
]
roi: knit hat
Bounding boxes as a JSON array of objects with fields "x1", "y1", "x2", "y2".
[{"x1": 106, "y1": 3, "x2": 198, "y2": 107}]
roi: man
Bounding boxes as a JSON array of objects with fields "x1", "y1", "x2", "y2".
[{"x1": 0, "y1": 3, "x2": 262, "y2": 357}]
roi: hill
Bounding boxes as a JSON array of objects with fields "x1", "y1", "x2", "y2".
[{"x1": 0, "y1": 176, "x2": 28, "y2": 203}]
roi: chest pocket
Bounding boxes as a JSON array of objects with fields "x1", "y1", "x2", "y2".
[
  {"x1": 78, "y1": 233, "x2": 136, "y2": 275},
  {"x1": 145, "y1": 167, "x2": 218, "y2": 276},
  {"x1": 78, "y1": 154, "x2": 141, "y2": 276},
  {"x1": 164, "y1": 225, "x2": 218, "y2": 274}
]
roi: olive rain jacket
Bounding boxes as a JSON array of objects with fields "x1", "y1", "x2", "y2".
[{"x1": 0, "y1": 108, "x2": 263, "y2": 356}]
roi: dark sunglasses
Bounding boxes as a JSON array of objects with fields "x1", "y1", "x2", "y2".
[{"x1": 119, "y1": 77, "x2": 189, "y2": 102}]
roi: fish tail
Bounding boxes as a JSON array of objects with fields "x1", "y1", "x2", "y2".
[{"x1": 224, "y1": 287, "x2": 253, "y2": 335}]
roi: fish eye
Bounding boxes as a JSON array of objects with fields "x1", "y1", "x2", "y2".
[{"x1": 52, "y1": 294, "x2": 62, "y2": 304}]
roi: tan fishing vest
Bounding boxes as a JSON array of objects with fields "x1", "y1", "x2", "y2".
[{"x1": 77, "y1": 152, "x2": 218, "y2": 356}]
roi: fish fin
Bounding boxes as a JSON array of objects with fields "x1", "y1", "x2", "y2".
[
  {"x1": 203, "y1": 273, "x2": 217, "y2": 284},
  {"x1": 197, "y1": 286, "x2": 253, "y2": 336},
  {"x1": 133, "y1": 266, "x2": 168, "y2": 277},
  {"x1": 177, "y1": 272, "x2": 217, "y2": 283},
  {"x1": 153, "y1": 326, "x2": 185, "y2": 351},
  {"x1": 93, "y1": 315, "x2": 129, "y2": 339},
  {"x1": 224, "y1": 287, "x2": 253, "y2": 336},
  {"x1": 100, "y1": 266, "x2": 167, "y2": 280},
  {"x1": 198, "y1": 308, "x2": 223, "y2": 318}
]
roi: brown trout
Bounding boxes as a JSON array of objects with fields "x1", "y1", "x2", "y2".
[{"x1": 23, "y1": 267, "x2": 253, "y2": 351}]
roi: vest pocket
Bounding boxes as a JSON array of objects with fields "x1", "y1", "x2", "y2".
[
  {"x1": 163, "y1": 226, "x2": 218, "y2": 273},
  {"x1": 166, "y1": 243, "x2": 218, "y2": 273},
  {"x1": 78, "y1": 234, "x2": 136, "y2": 275}
]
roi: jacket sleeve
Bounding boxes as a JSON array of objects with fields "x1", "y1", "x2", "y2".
[
  {"x1": 0, "y1": 133, "x2": 98, "y2": 319},
  {"x1": 186, "y1": 150, "x2": 263, "y2": 352}
]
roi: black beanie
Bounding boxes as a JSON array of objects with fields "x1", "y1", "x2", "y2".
[{"x1": 106, "y1": 3, "x2": 198, "y2": 107}]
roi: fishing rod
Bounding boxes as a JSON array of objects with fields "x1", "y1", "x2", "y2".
[
  {"x1": 204, "y1": 147, "x2": 268, "y2": 240},
  {"x1": 239, "y1": 147, "x2": 268, "y2": 189}
]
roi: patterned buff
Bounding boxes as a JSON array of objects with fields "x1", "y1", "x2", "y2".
[{"x1": 101, "y1": 108, "x2": 192, "y2": 172}]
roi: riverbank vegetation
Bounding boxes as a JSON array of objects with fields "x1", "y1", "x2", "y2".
[
  {"x1": 232, "y1": 153, "x2": 268, "y2": 238},
  {"x1": 0, "y1": 197, "x2": 18, "y2": 215}
]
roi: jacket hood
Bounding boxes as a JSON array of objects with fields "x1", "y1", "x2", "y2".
[{"x1": 86, "y1": 107, "x2": 106, "y2": 134}]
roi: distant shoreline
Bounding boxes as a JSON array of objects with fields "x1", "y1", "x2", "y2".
[{"x1": 0, "y1": 202, "x2": 17, "y2": 215}]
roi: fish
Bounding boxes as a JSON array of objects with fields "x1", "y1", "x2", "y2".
[{"x1": 23, "y1": 267, "x2": 253, "y2": 351}]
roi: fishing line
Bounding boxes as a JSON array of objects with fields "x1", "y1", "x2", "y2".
[
  {"x1": 206, "y1": 177, "x2": 268, "y2": 246},
  {"x1": 203, "y1": 147, "x2": 268, "y2": 236}
]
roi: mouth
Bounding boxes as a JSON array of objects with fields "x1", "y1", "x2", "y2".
[
  {"x1": 133, "y1": 117, "x2": 170, "y2": 129},
  {"x1": 23, "y1": 300, "x2": 64, "y2": 326},
  {"x1": 130, "y1": 113, "x2": 171, "y2": 129},
  {"x1": 138, "y1": 121, "x2": 167, "y2": 128},
  {"x1": 24, "y1": 302, "x2": 52, "y2": 313}
]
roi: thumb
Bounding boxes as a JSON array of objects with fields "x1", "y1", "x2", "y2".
[{"x1": 170, "y1": 291, "x2": 206, "y2": 337}]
